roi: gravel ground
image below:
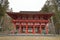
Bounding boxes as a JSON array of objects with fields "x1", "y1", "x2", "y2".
[{"x1": 0, "y1": 34, "x2": 60, "y2": 40}]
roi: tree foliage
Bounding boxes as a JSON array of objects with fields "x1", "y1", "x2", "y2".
[
  {"x1": 0, "y1": 0, "x2": 9, "y2": 18},
  {"x1": 41, "y1": 5, "x2": 49, "y2": 12},
  {"x1": 41, "y1": 0, "x2": 60, "y2": 34},
  {"x1": 0, "y1": 0, "x2": 9, "y2": 32}
]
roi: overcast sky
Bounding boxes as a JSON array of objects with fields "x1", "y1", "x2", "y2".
[{"x1": 8, "y1": 0, "x2": 47, "y2": 12}]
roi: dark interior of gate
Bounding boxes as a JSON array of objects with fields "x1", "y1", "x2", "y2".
[{"x1": 7, "y1": 11, "x2": 53, "y2": 34}]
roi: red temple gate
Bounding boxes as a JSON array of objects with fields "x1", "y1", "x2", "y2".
[{"x1": 7, "y1": 11, "x2": 53, "y2": 34}]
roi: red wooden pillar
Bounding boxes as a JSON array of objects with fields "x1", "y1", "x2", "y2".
[
  {"x1": 32, "y1": 23, "x2": 35, "y2": 34},
  {"x1": 26, "y1": 23, "x2": 28, "y2": 34},
  {"x1": 46, "y1": 24, "x2": 48, "y2": 34},
  {"x1": 19, "y1": 23, "x2": 21, "y2": 33},
  {"x1": 39, "y1": 23, "x2": 42, "y2": 34}
]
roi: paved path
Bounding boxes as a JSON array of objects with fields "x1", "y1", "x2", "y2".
[{"x1": 0, "y1": 34, "x2": 60, "y2": 40}]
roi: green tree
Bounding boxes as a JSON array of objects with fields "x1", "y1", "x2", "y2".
[
  {"x1": 0, "y1": 0, "x2": 9, "y2": 18},
  {"x1": 41, "y1": 5, "x2": 49, "y2": 12},
  {"x1": 41, "y1": 0, "x2": 60, "y2": 34},
  {"x1": 0, "y1": 0, "x2": 9, "y2": 32}
]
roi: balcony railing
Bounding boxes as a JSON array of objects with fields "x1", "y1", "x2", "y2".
[{"x1": 13, "y1": 20, "x2": 49, "y2": 23}]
